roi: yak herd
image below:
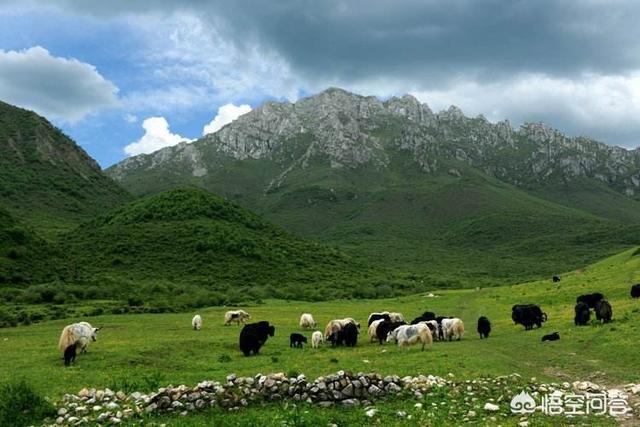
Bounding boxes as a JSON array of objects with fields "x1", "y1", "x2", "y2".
[{"x1": 56, "y1": 282, "x2": 640, "y2": 364}]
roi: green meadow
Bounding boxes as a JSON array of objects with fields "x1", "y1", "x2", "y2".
[{"x1": 1, "y1": 248, "x2": 639, "y2": 425}]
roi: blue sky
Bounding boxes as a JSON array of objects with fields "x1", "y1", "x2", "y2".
[{"x1": 1, "y1": 1, "x2": 640, "y2": 168}]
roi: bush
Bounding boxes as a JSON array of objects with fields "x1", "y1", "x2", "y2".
[
  {"x1": 0, "y1": 309, "x2": 17, "y2": 328},
  {"x1": 127, "y1": 297, "x2": 144, "y2": 307},
  {"x1": 0, "y1": 379, "x2": 56, "y2": 426}
]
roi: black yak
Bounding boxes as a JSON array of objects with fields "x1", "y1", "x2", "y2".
[
  {"x1": 542, "y1": 332, "x2": 560, "y2": 342},
  {"x1": 595, "y1": 300, "x2": 612, "y2": 323},
  {"x1": 239, "y1": 321, "x2": 275, "y2": 356},
  {"x1": 289, "y1": 333, "x2": 307, "y2": 348},
  {"x1": 512, "y1": 304, "x2": 547, "y2": 330},
  {"x1": 576, "y1": 293, "x2": 604, "y2": 309},
  {"x1": 477, "y1": 316, "x2": 491, "y2": 339},
  {"x1": 574, "y1": 302, "x2": 590, "y2": 326}
]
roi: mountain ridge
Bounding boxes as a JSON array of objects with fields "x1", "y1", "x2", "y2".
[
  {"x1": 0, "y1": 100, "x2": 132, "y2": 237},
  {"x1": 104, "y1": 88, "x2": 640, "y2": 284},
  {"x1": 108, "y1": 87, "x2": 640, "y2": 201}
]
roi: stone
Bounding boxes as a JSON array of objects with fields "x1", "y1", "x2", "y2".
[
  {"x1": 484, "y1": 402, "x2": 500, "y2": 412},
  {"x1": 342, "y1": 384, "x2": 354, "y2": 397},
  {"x1": 341, "y1": 399, "x2": 359, "y2": 407},
  {"x1": 105, "y1": 402, "x2": 119, "y2": 410},
  {"x1": 368, "y1": 385, "x2": 381, "y2": 396},
  {"x1": 58, "y1": 408, "x2": 68, "y2": 416},
  {"x1": 365, "y1": 408, "x2": 377, "y2": 417},
  {"x1": 318, "y1": 401, "x2": 333, "y2": 408}
]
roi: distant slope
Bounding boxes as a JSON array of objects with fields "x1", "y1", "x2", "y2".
[
  {"x1": 106, "y1": 88, "x2": 640, "y2": 285},
  {"x1": 62, "y1": 188, "x2": 381, "y2": 299},
  {"x1": 0, "y1": 207, "x2": 61, "y2": 284},
  {"x1": 0, "y1": 101, "x2": 132, "y2": 237}
]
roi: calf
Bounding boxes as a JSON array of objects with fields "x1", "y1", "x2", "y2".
[
  {"x1": 631, "y1": 284, "x2": 640, "y2": 298},
  {"x1": 541, "y1": 332, "x2": 560, "y2": 342},
  {"x1": 574, "y1": 302, "x2": 590, "y2": 326},
  {"x1": 289, "y1": 333, "x2": 307, "y2": 348},
  {"x1": 477, "y1": 316, "x2": 491, "y2": 339},
  {"x1": 311, "y1": 331, "x2": 323, "y2": 349},
  {"x1": 552, "y1": 275, "x2": 561, "y2": 283},
  {"x1": 64, "y1": 344, "x2": 77, "y2": 366}
]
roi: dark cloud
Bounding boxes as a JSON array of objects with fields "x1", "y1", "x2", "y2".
[{"x1": 200, "y1": 0, "x2": 640, "y2": 87}]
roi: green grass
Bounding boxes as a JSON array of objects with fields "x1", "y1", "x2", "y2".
[{"x1": 1, "y1": 248, "x2": 639, "y2": 401}]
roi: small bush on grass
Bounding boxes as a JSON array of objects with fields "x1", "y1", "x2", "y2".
[{"x1": 0, "y1": 379, "x2": 55, "y2": 427}]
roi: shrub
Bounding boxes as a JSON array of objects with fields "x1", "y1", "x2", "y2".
[
  {"x1": 0, "y1": 309, "x2": 17, "y2": 328},
  {"x1": 0, "y1": 379, "x2": 56, "y2": 427}
]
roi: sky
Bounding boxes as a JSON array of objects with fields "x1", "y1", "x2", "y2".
[{"x1": 1, "y1": 1, "x2": 640, "y2": 168}]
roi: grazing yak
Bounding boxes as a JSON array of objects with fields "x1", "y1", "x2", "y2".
[
  {"x1": 576, "y1": 293, "x2": 604, "y2": 309},
  {"x1": 387, "y1": 323, "x2": 432, "y2": 351},
  {"x1": 289, "y1": 333, "x2": 307, "y2": 348},
  {"x1": 239, "y1": 321, "x2": 275, "y2": 356},
  {"x1": 542, "y1": 332, "x2": 560, "y2": 342},
  {"x1": 552, "y1": 275, "x2": 561, "y2": 283},
  {"x1": 367, "y1": 312, "x2": 391, "y2": 326},
  {"x1": 631, "y1": 284, "x2": 640, "y2": 298},
  {"x1": 422, "y1": 320, "x2": 439, "y2": 338},
  {"x1": 595, "y1": 300, "x2": 613, "y2": 323},
  {"x1": 441, "y1": 318, "x2": 465, "y2": 341},
  {"x1": 434, "y1": 316, "x2": 452, "y2": 340},
  {"x1": 477, "y1": 316, "x2": 491, "y2": 339},
  {"x1": 410, "y1": 311, "x2": 436, "y2": 325},
  {"x1": 225, "y1": 310, "x2": 251, "y2": 326},
  {"x1": 192, "y1": 314, "x2": 202, "y2": 330},
  {"x1": 311, "y1": 331, "x2": 323, "y2": 349},
  {"x1": 324, "y1": 318, "x2": 359, "y2": 339},
  {"x1": 368, "y1": 319, "x2": 385, "y2": 342},
  {"x1": 299, "y1": 313, "x2": 316, "y2": 329},
  {"x1": 58, "y1": 322, "x2": 101, "y2": 356},
  {"x1": 375, "y1": 320, "x2": 405, "y2": 345},
  {"x1": 574, "y1": 302, "x2": 590, "y2": 326},
  {"x1": 512, "y1": 304, "x2": 547, "y2": 330},
  {"x1": 328, "y1": 322, "x2": 358, "y2": 347},
  {"x1": 64, "y1": 343, "x2": 77, "y2": 366}
]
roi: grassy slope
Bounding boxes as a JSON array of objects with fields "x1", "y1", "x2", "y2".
[
  {"x1": 0, "y1": 101, "x2": 131, "y2": 238},
  {"x1": 0, "y1": 207, "x2": 61, "y2": 284},
  {"x1": 1, "y1": 248, "x2": 639, "y2": 401},
  {"x1": 61, "y1": 188, "x2": 379, "y2": 298},
  {"x1": 108, "y1": 145, "x2": 640, "y2": 286}
]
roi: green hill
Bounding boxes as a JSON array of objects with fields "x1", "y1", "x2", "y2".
[
  {"x1": 61, "y1": 188, "x2": 388, "y2": 302},
  {"x1": 0, "y1": 207, "x2": 61, "y2": 285},
  {"x1": 107, "y1": 89, "x2": 640, "y2": 286},
  {"x1": 0, "y1": 101, "x2": 132, "y2": 237}
]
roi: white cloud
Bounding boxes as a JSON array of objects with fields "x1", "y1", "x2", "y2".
[
  {"x1": 124, "y1": 113, "x2": 138, "y2": 123},
  {"x1": 203, "y1": 103, "x2": 251, "y2": 135},
  {"x1": 410, "y1": 72, "x2": 640, "y2": 147},
  {"x1": 0, "y1": 46, "x2": 118, "y2": 122},
  {"x1": 120, "y1": 12, "x2": 300, "y2": 113},
  {"x1": 124, "y1": 116, "x2": 191, "y2": 156}
]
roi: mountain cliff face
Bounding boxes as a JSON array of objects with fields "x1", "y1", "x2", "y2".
[
  {"x1": 109, "y1": 87, "x2": 640, "y2": 198},
  {"x1": 0, "y1": 101, "x2": 132, "y2": 236},
  {"x1": 106, "y1": 88, "x2": 640, "y2": 284}
]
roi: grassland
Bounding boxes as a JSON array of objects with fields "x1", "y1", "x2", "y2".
[{"x1": 1, "y1": 248, "x2": 639, "y2": 426}]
